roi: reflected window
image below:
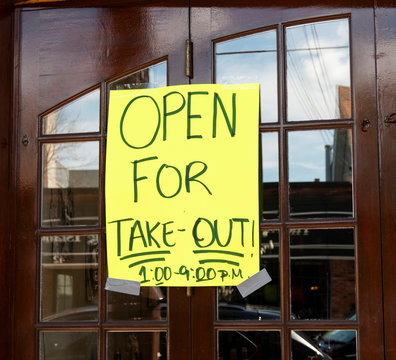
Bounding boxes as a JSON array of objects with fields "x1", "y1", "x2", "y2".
[
  {"x1": 217, "y1": 230, "x2": 280, "y2": 320},
  {"x1": 42, "y1": 89, "x2": 100, "y2": 135},
  {"x1": 107, "y1": 287, "x2": 166, "y2": 321},
  {"x1": 41, "y1": 235, "x2": 99, "y2": 322},
  {"x1": 218, "y1": 330, "x2": 281, "y2": 360},
  {"x1": 290, "y1": 228, "x2": 355, "y2": 320},
  {"x1": 41, "y1": 141, "x2": 99, "y2": 227},
  {"x1": 286, "y1": 18, "x2": 351, "y2": 121},
  {"x1": 107, "y1": 332, "x2": 167, "y2": 360},
  {"x1": 288, "y1": 128, "x2": 353, "y2": 218},
  {"x1": 109, "y1": 61, "x2": 167, "y2": 90},
  {"x1": 262, "y1": 132, "x2": 279, "y2": 219},
  {"x1": 40, "y1": 332, "x2": 97, "y2": 359},
  {"x1": 215, "y1": 30, "x2": 278, "y2": 123}
]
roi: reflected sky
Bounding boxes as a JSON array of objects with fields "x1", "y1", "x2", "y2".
[
  {"x1": 216, "y1": 30, "x2": 276, "y2": 53},
  {"x1": 288, "y1": 130, "x2": 335, "y2": 182},
  {"x1": 287, "y1": 19, "x2": 350, "y2": 121},
  {"x1": 43, "y1": 89, "x2": 100, "y2": 135},
  {"x1": 261, "y1": 132, "x2": 279, "y2": 182},
  {"x1": 109, "y1": 61, "x2": 167, "y2": 90},
  {"x1": 215, "y1": 29, "x2": 278, "y2": 123},
  {"x1": 148, "y1": 61, "x2": 167, "y2": 88},
  {"x1": 44, "y1": 142, "x2": 99, "y2": 174}
]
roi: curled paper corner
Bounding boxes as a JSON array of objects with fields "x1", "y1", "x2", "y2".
[
  {"x1": 105, "y1": 277, "x2": 141, "y2": 296},
  {"x1": 236, "y1": 268, "x2": 272, "y2": 298}
]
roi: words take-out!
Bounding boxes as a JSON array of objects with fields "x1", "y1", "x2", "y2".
[{"x1": 105, "y1": 83, "x2": 260, "y2": 286}]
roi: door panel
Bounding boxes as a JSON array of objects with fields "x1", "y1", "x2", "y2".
[
  {"x1": 375, "y1": 3, "x2": 396, "y2": 358},
  {"x1": 15, "y1": 4, "x2": 190, "y2": 360},
  {"x1": 191, "y1": 3, "x2": 383, "y2": 359}
]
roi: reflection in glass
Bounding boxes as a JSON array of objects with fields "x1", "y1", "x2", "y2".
[
  {"x1": 218, "y1": 230, "x2": 280, "y2": 320},
  {"x1": 215, "y1": 30, "x2": 278, "y2": 123},
  {"x1": 107, "y1": 287, "x2": 166, "y2": 321},
  {"x1": 218, "y1": 331, "x2": 281, "y2": 360},
  {"x1": 290, "y1": 228, "x2": 355, "y2": 320},
  {"x1": 288, "y1": 129, "x2": 353, "y2": 218},
  {"x1": 107, "y1": 332, "x2": 167, "y2": 360},
  {"x1": 109, "y1": 61, "x2": 167, "y2": 90},
  {"x1": 293, "y1": 329, "x2": 356, "y2": 360},
  {"x1": 40, "y1": 331, "x2": 97, "y2": 359},
  {"x1": 286, "y1": 19, "x2": 350, "y2": 121},
  {"x1": 43, "y1": 89, "x2": 100, "y2": 135},
  {"x1": 42, "y1": 141, "x2": 99, "y2": 227},
  {"x1": 40, "y1": 235, "x2": 98, "y2": 322},
  {"x1": 262, "y1": 132, "x2": 279, "y2": 219}
]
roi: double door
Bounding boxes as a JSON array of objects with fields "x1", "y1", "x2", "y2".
[{"x1": 14, "y1": 1, "x2": 394, "y2": 359}]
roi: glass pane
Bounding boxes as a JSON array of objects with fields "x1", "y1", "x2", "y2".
[
  {"x1": 42, "y1": 141, "x2": 99, "y2": 227},
  {"x1": 262, "y1": 132, "x2": 279, "y2": 220},
  {"x1": 109, "y1": 61, "x2": 167, "y2": 90},
  {"x1": 43, "y1": 89, "x2": 100, "y2": 135},
  {"x1": 40, "y1": 235, "x2": 98, "y2": 322},
  {"x1": 107, "y1": 287, "x2": 166, "y2": 321},
  {"x1": 218, "y1": 230, "x2": 280, "y2": 320},
  {"x1": 107, "y1": 332, "x2": 167, "y2": 360},
  {"x1": 290, "y1": 228, "x2": 355, "y2": 320},
  {"x1": 292, "y1": 330, "x2": 357, "y2": 360},
  {"x1": 286, "y1": 19, "x2": 350, "y2": 121},
  {"x1": 218, "y1": 331, "x2": 281, "y2": 360},
  {"x1": 288, "y1": 129, "x2": 353, "y2": 218},
  {"x1": 40, "y1": 331, "x2": 97, "y2": 359},
  {"x1": 216, "y1": 31, "x2": 277, "y2": 53},
  {"x1": 215, "y1": 30, "x2": 278, "y2": 123}
]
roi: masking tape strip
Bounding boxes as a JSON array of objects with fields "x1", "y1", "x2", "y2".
[
  {"x1": 105, "y1": 278, "x2": 141, "y2": 296},
  {"x1": 237, "y1": 268, "x2": 271, "y2": 298}
]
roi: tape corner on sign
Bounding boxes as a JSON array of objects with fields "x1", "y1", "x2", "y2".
[
  {"x1": 236, "y1": 268, "x2": 272, "y2": 298},
  {"x1": 105, "y1": 277, "x2": 141, "y2": 296}
]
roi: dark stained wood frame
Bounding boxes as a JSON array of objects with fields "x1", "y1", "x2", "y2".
[
  {"x1": 3, "y1": 0, "x2": 396, "y2": 359},
  {"x1": 374, "y1": 2, "x2": 396, "y2": 359},
  {"x1": 0, "y1": 2, "x2": 13, "y2": 360}
]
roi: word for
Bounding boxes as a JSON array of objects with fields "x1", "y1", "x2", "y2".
[
  {"x1": 138, "y1": 264, "x2": 243, "y2": 285},
  {"x1": 120, "y1": 91, "x2": 237, "y2": 149},
  {"x1": 131, "y1": 156, "x2": 211, "y2": 202}
]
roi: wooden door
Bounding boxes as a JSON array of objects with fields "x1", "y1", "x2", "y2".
[
  {"x1": 190, "y1": 2, "x2": 384, "y2": 359},
  {"x1": 14, "y1": 1, "x2": 385, "y2": 359},
  {"x1": 375, "y1": 2, "x2": 396, "y2": 359},
  {"x1": 14, "y1": 4, "x2": 192, "y2": 360}
]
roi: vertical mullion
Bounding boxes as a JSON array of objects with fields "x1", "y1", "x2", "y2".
[
  {"x1": 99, "y1": 80, "x2": 107, "y2": 360},
  {"x1": 279, "y1": 22, "x2": 290, "y2": 360}
]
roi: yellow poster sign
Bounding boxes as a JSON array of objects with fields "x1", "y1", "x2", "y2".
[{"x1": 106, "y1": 84, "x2": 260, "y2": 286}]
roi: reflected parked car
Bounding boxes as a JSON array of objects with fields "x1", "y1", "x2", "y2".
[
  {"x1": 44, "y1": 303, "x2": 332, "y2": 360},
  {"x1": 316, "y1": 330, "x2": 356, "y2": 359}
]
